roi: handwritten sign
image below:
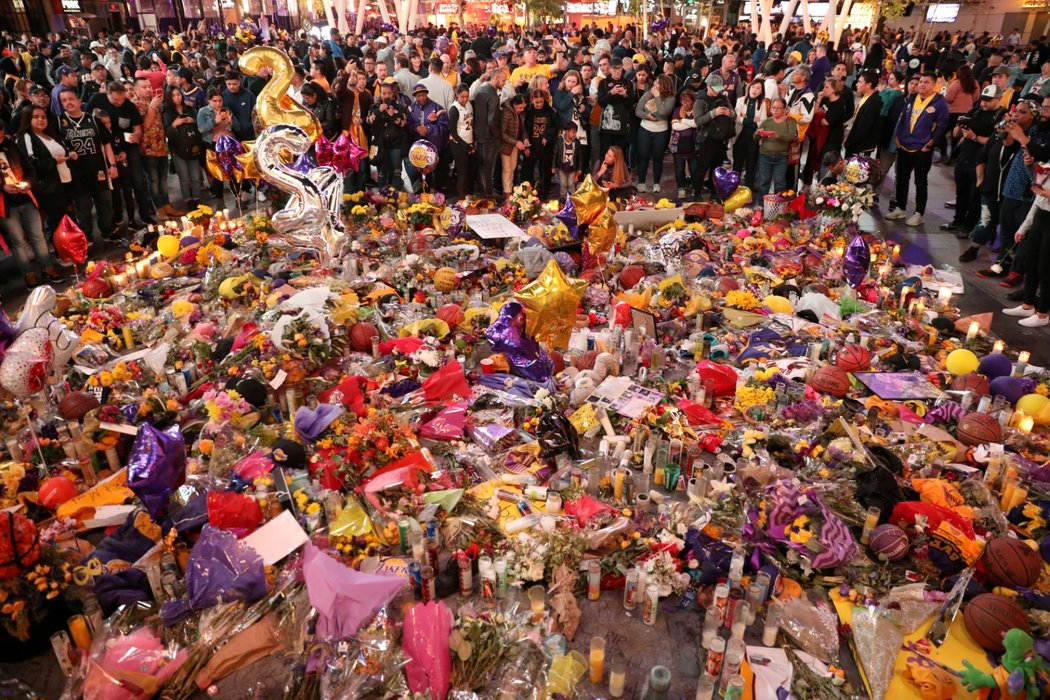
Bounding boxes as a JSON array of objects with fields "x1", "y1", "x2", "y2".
[{"x1": 465, "y1": 213, "x2": 525, "y2": 240}]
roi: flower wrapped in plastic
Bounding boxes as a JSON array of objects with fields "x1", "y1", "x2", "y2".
[
  {"x1": 81, "y1": 626, "x2": 188, "y2": 700},
  {"x1": 760, "y1": 478, "x2": 859, "y2": 569}
]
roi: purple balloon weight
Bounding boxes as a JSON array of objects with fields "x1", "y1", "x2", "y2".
[
  {"x1": 713, "y1": 167, "x2": 740, "y2": 202},
  {"x1": 127, "y1": 424, "x2": 186, "y2": 520},
  {"x1": 843, "y1": 234, "x2": 870, "y2": 289},
  {"x1": 485, "y1": 300, "x2": 553, "y2": 383},
  {"x1": 978, "y1": 352, "x2": 1013, "y2": 379},
  {"x1": 554, "y1": 194, "x2": 580, "y2": 240}
]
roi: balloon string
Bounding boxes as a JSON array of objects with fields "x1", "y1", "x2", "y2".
[{"x1": 22, "y1": 405, "x2": 48, "y2": 476}]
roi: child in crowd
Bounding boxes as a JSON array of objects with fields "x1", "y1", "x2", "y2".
[{"x1": 555, "y1": 122, "x2": 583, "y2": 195}]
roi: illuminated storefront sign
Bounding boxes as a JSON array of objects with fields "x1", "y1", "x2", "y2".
[{"x1": 61, "y1": 0, "x2": 81, "y2": 11}]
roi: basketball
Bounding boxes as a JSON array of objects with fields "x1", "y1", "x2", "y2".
[
  {"x1": 810, "y1": 365, "x2": 851, "y2": 398},
  {"x1": 349, "y1": 322, "x2": 379, "y2": 353},
  {"x1": 835, "y1": 345, "x2": 872, "y2": 373},
  {"x1": 983, "y1": 537, "x2": 1043, "y2": 588},
  {"x1": 951, "y1": 373, "x2": 990, "y2": 397},
  {"x1": 956, "y1": 412, "x2": 1003, "y2": 447},
  {"x1": 433, "y1": 267, "x2": 460, "y2": 292},
  {"x1": 59, "y1": 390, "x2": 101, "y2": 421},
  {"x1": 0, "y1": 511, "x2": 41, "y2": 580},
  {"x1": 716, "y1": 276, "x2": 739, "y2": 293},
  {"x1": 575, "y1": 350, "x2": 598, "y2": 371},
  {"x1": 963, "y1": 593, "x2": 1030, "y2": 652},
  {"x1": 436, "y1": 303, "x2": 464, "y2": 329},
  {"x1": 80, "y1": 276, "x2": 113, "y2": 299},
  {"x1": 619, "y1": 264, "x2": 645, "y2": 290},
  {"x1": 869, "y1": 524, "x2": 910, "y2": 561}
]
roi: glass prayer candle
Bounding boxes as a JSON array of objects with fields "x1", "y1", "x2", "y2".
[
  {"x1": 589, "y1": 636, "x2": 606, "y2": 683},
  {"x1": 68, "y1": 614, "x2": 92, "y2": 650},
  {"x1": 1019, "y1": 415, "x2": 1035, "y2": 434},
  {"x1": 527, "y1": 585, "x2": 545, "y2": 623},
  {"x1": 1015, "y1": 351, "x2": 1030, "y2": 376},
  {"x1": 937, "y1": 287, "x2": 952, "y2": 307},
  {"x1": 608, "y1": 655, "x2": 626, "y2": 698},
  {"x1": 966, "y1": 321, "x2": 980, "y2": 341},
  {"x1": 860, "y1": 506, "x2": 881, "y2": 545}
]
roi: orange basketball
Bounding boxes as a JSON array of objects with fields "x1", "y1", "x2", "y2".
[
  {"x1": 619, "y1": 264, "x2": 645, "y2": 290},
  {"x1": 349, "y1": 322, "x2": 379, "y2": 353},
  {"x1": 956, "y1": 412, "x2": 1003, "y2": 447},
  {"x1": 835, "y1": 345, "x2": 872, "y2": 373},
  {"x1": 436, "y1": 303, "x2": 464, "y2": 329},
  {"x1": 59, "y1": 391, "x2": 101, "y2": 421},
  {"x1": 963, "y1": 594, "x2": 1030, "y2": 652},
  {"x1": 810, "y1": 365, "x2": 851, "y2": 398},
  {"x1": 982, "y1": 537, "x2": 1043, "y2": 588}
]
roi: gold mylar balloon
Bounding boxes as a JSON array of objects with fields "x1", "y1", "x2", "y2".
[
  {"x1": 515, "y1": 259, "x2": 588, "y2": 349},
  {"x1": 205, "y1": 149, "x2": 226, "y2": 182},
  {"x1": 235, "y1": 140, "x2": 261, "y2": 182},
  {"x1": 723, "y1": 186, "x2": 752, "y2": 213},
  {"x1": 586, "y1": 205, "x2": 617, "y2": 258},
  {"x1": 239, "y1": 46, "x2": 321, "y2": 143},
  {"x1": 570, "y1": 174, "x2": 609, "y2": 226}
]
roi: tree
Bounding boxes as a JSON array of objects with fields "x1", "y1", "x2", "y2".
[{"x1": 525, "y1": 0, "x2": 564, "y2": 23}]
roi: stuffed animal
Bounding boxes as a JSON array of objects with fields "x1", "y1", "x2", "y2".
[
  {"x1": 960, "y1": 629, "x2": 1049, "y2": 700},
  {"x1": 902, "y1": 664, "x2": 957, "y2": 700}
]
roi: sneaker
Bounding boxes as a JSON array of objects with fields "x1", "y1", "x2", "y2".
[
  {"x1": 958, "y1": 247, "x2": 979, "y2": 263},
  {"x1": 940, "y1": 222, "x2": 964, "y2": 232},
  {"x1": 944, "y1": 201, "x2": 956, "y2": 209},
  {"x1": 1019, "y1": 314, "x2": 1050, "y2": 327},
  {"x1": 1004, "y1": 304, "x2": 1036, "y2": 317},
  {"x1": 652, "y1": 183, "x2": 661, "y2": 194},
  {"x1": 677, "y1": 188, "x2": 686, "y2": 199},
  {"x1": 1007, "y1": 289, "x2": 1025, "y2": 302},
  {"x1": 1000, "y1": 272, "x2": 1024, "y2": 288},
  {"x1": 885, "y1": 207, "x2": 907, "y2": 220},
  {"x1": 976, "y1": 265, "x2": 1005, "y2": 278},
  {"x1": 906, "y1": 212, "x2": 925, "y2": 226}
]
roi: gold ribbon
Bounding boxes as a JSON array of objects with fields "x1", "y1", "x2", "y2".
[{"x1": 73, "y1": 558, "x2": 104, "y2": 586}]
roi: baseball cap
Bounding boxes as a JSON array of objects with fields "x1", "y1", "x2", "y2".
[
  {"x1": 91, "y1": 61, "x2": 106, "y2": 70},
  {"x1": 705, "y1": 73, "x2": 725, "y2": 92},
  {"x1": 632, "y1": 53, "x2": 646, "y2": 64},
  {"x1": 992, "y1": 65, "x2": 1011, "y2": 76},
  {"x1": 412, "y1": 83, "x2": 429, "y2": 94},
  {"x1": 56, "y1": 65, "x2": 76, "y2": 78},
  {"x1": 980, "y1": 85, "x2": 1001, "y2": 99}
]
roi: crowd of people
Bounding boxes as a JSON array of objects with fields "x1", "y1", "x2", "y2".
[{"x1": 1, "y1": 20, "x2": 1050, "y2": 322}]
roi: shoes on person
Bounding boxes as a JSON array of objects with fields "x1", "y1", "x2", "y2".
[
  {"x1": 186, "y1": 199, "x2": 199, "y2": 211},
  {"x1": 906, "y1": 212, "x2": 925, "y2": 226},
  {"x1": 976, "y1": 264, "x2": 1005, "y2": 278},
  {"x1": 142, "y1": 215, "x2": 159, "y2": 226},
  {"x1": 652, "y1": 183, "x2": 660, "y2": 194},
  {"x1": 1004, "y1": 304, "x2": 1036, "y2": 317},
  {"x1": 1000, "y1": 272, "x2": 1024, "y2": 288},
  {"x1": 955, "y1": 229, "x2": 971, "y2": 239},
  {"x1": 42, "y1": 265, "x2": 65, "y2": 282},
  {"x1": 1019, "y1": 314, "x2": 1050, "y2": 327},
  {"x1": 677, "y1": 188, "x2": 686, "y2": 199},
  {"x1": 128, "y1": 220, "x2": 148, "y2": 231},
  {"x1": 885, "y1": 208, "x2": 907, "y2": 220},
  {"x1": 940, "y1": 222, "x2": 964, "y2": 232},
  {"x1": 1006, "y1": 289, "x2": 1025, "y2": 302},
  {"x1": 944, "y1": 201, "x2": 956, "y2": 209},
  {"x1": 958, "y1": 246, "x2": 979, "y2": 262},
  {"x1": 257, "y1": 190, "x2": 267, "y2": 202},
  {"x1": 23, "y1": 271, "x2": 41, "y2": 288}
]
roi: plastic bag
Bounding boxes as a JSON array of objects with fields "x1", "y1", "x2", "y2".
[
  {"x1": 778, "y1": 589, "x2": 840, "y2": 663},
  {"x1": 126, "y1": 424, "x2": 186, "y2": 521},
  {"x1": 160, "y1": 525, "x2": 266, "y2": 626},
  {"x1": 403, "y1": 600, "x2": 452, "y2": 700},
  {"x1": 82, "y1": 626, "x2": 187, "y2": 700}
]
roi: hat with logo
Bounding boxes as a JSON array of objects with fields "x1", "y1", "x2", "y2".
[
  {"x1": 980, "y1": 85, "x2": 1002, "y2": 99},
  {"x1": 705, "y1": 72, "x2": 725, "y2": 92}
]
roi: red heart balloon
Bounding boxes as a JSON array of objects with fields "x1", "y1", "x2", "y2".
[{"x1": 53, "y1": 215, "x2": 88, "y2": 265}]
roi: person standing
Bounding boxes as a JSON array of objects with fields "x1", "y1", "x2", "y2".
[
  {"x1": 693, "y1": 73, "x2": 735, "y2": 199},
  {"x1": 731, "y1": 79, "x2": 768, "y2": 190},
  {"x1": 941, "y1": 84, "x2": 1004, "y2": 234},
  {"x1": 406, "y1": 83, "x2": 449, "y2": 188},
  {"x1": 472, "y1": 69, "x2": 505, "y2": 197},
  {"x1": 221, "y1": 72, "x2": 256, "y2": 143},
  {"x1": 843, "y1": 69, "x2": 882, "y2": 156},
  {"x1": 753, "y1": 97, "x2": 799, "y2": 202},
  {"x1": 87, "y1": 81, "x2": 156, "y2": 225},
  {"x1": 366, "y1": 78, "x2": 409, "y2": 190},
  {"x1": 162, "y1": 88, "x2": 203, "y2": 211},
  {"x1": 885, "y1": 72, "x2": 949, "y2": 226},
  {"x1": 499, "y1": 94, "x2": 528, "y2": 198},
  {"x1": 57, "y1": 90, "x2": 117, "y2": 242},
  {"x1": 132, "y1": 77, "x2": 179, "y2": 219},
  {"x1": 596, "y1": 61, "x2": 635, "y2": 158},
  {"x1": 670, "y1": 90, "x2": 700, "y2": 200},
  {"x1": 448, "y1": 84, "x2": 475, "y2": 200},
  {"x1": 635, "y1": 74, "x2": 676, "y2": 194},
  {"x1": 333, "y1": 66, "x2": 373, "y2": 194},
  {"x1": 521, "y1": 88, "x2": 558, "y2": 200}
]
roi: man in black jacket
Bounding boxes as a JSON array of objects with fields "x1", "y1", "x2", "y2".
[
  {"x1": 367, "y1": 78, "x2": 409, "y2": 190},
  {"x1": 597, "y1": 61, "x2": 635, "y2": 159},
  {"x1": 472, "y1": 69, "x2": 505, "y2": 197},
  {"x1": 942, "y1": 84, "x2": 1005, "y2": 235},
  {"x1": 300, "y1": 83, "x2": 340, "y2": 140},
  {"x1": 844, "y1": 69, "x2": 882, "y2": 156}
]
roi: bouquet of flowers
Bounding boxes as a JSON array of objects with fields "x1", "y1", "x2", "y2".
[
  {"x1": 502, "y1": 182, "x2": 541, "y2": 223},
  {"x1": 0, "y1": 542, "x2": 80, "y2": 641},
  {"x1": 186, "y1": 203, "x2": 213, "y2": 228},
  {"x1": 811, "y1": 182, "x2": 876, "y2": 223},
  {"x1": 758, "y1": 478, "x2": 859, "y2": 571}
]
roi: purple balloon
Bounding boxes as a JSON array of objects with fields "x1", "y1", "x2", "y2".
[
  {"x1": 484, "y1": 300, "x2": 553, "y2": 383},
  {"x1": 977, "y1": 352, "x2": 1013, "y2": 379},
  {"x1": 127, "y1": 424, "x2": 186, "y2": 520},
  {"x1": 290, "y1": 152, "x2": 317, "y2": 175},
  {"x1": 554, "y1": 194, "x2": 580, "y2": 240},
  {"x1": 0, "y1": 309, "x2": 16, "y2": 356},
  {"x1": 713, "y1": 167, "x2": 740, "y2": 202},
  {"x1": 214, "y1": 134, "x2": 245, "y2": 180},
  {"x1": 447, "y1": 204, "x2": 465, "y2": 238},
  {"x1": 843, "y1": 234, "x2": 870, "y2": 289}
]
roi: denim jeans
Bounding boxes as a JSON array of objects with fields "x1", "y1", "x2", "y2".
[
  {"x1": 376, "y1": 147, "x2": 403, "y2": 189},
  {"x1": 969, "y1": 196, "x2": 1000, "y2": 247},
  {"x1": 0, "y1": 201, "x2": 54, "y2": 272},
  {"x1": 674, "y1": 155, "x2": 699, "y2": 191},
  {"x1": 170, "y1": 153, "x2": 202, "y2": 202},
  {"x1": 144, "y1": 154, "x2": 170, "y2": 207},
  {"x1": 636, "y1": 127, "x2": 670, "y2": 188},
  {"x1": 73, "y1": 179, "x2": 114, "y2": 240},
  {"x1": 754, "y1": 152, "x2": 788, "y2": 202},
  {"x1": 343, "y1": 158, "x2": 370, "y2": 194}
]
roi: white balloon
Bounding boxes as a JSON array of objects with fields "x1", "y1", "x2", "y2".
[
  {"x1": 0, "y1": 328, "x2": 52, "y2": 399},
  {"x1": 13, "y1": 285, "x2": 80, "y2": 370}
]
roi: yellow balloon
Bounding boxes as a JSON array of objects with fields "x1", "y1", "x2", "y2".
[
  {"x1": 762, "y1": 294, "x2": 793, "y2": 314},
  {"x1": 205, "y1": 149, "x2": 227, "y2": 182},
  {"x1": 1037, "y1": 401, "x2": 1050, "y2": 426},
  {"x1": 234, "y1": 140, "x2": 261, "y2": 182},
  {"x1": 157, "y1": 234, "x2": 180, "y2": 259},
  {"x1": 723, "y1": 186, "x2": 752, "y2": 213},
  {"x1": 515, "y1": 259, "x2": 588, "y2": 349},
  {"x1": 946, "y1": 348, "x2": 979, "y2": 376},
  {"x1": 238, "y1": 46, "x2": 321, "y2": 143},
  {"x1": 218, "y1": 274, "x2": 257, "y2": 299},
  {"x1": 1016, "y1": 393, "x2": 1049, "y2": 420},
  {"x1": 570, "y1": 174, "x2": 609, "y2": 226},
  {"x1": 586, "y1": 206, "x2": 617, "y2": 259}
]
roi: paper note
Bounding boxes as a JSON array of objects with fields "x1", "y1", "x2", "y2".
[{"x1": 244, "y1": 510, "x2": 309, "y2": 566}]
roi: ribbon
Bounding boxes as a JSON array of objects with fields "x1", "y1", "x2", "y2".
[{"x1": 73, "y1": 557, "x2": 105, "y2": 585}]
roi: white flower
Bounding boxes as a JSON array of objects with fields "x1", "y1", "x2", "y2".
[{"x1": 816, "y1": 197, "x2": 824, "y2": 205}]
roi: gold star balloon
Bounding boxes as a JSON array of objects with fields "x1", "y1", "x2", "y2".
[
  {"x1": 587, "y1": 205, "x2": 617, "y2": 258},
  {"x1": 235, "y1": 140, "x2": 261, "y2": 182},
  {"x1": 515, "y1": 259, "x2": 587, "y2": 349},
  {"x1": 570, "y1": 174, "x2": 609, "y2": 226}
]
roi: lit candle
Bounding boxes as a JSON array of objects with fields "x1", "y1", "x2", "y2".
[
  {"x1": 68, "y1": 615, "x2": 92, "y2": 650},
  {"x1": 937, "y1": 287, "x2": 952, "y2": 308},
  {"x1": 914, "y1": 300, "x2": 925, "y2": 318},
  {"x1": 993, "y1": 340, "x2": 1006, "y2": 354},
  {"x1": 892, "y1": 243, "x2": 901, "y2": 260},
  {"x1": 878, "y1": 262, "x2": 891, "y2": 280},
  {"x1": 1015, "y1": 351, "x2": 1030, "y2": 377},
  {"x1": 900, "y1": 285, "x2": 911, "y2": 307},
  {"x1": 122, "y1": 326, "x2": 134, "y2": 350},
  {"x1": 613, "y1": 469, "x2": 626, "y2": 502},
  {"x1": 860, "y1": 506, "x2": 880, "y2": 545},
  {"x1": 589, "y1": 636, "x2": 606, "y2": 683},
  {"x1": 1018, "y1": 415, "x2": 1034, "y2": 434},
  {"x1": 966, "y1": 321, "x2": 980, "y2": 342},
  {"x1": 654, "y1": 464, "x2": 665, "y2": 486}
]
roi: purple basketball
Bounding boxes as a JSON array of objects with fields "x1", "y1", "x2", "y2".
[
  {"x1": 978, "y1": 353, "x2": 1013, "y2": 380},
  {"x1": 869, "y1": 524, "x2": 910, "y2": 561}
]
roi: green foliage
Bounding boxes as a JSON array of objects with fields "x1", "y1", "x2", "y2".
[
  {"x1": 525, "y1": 0, "x2": 564, "y2": 21},
  {"x1": 879, "y1": 0, "x2": 912, "y2": 21}
]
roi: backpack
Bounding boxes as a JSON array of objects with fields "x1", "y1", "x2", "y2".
[
  {"x1": 696, "y1": 96, "x2": 735, "y2": 143},
  {"x1": 170, "y1": 118, "x2": 203, "y2": 160}
]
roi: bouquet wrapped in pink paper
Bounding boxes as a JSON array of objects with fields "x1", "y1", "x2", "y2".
[
  {"x1": 82, "y1": 626, "x2": 187, "y2": 700},
  {"x1": 403, "y1": 600, "x2": 452, "y2": 700}
]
